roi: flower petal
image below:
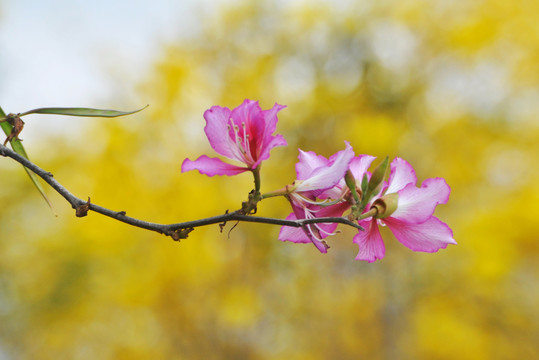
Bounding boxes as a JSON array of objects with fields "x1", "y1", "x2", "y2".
[
  {"x1": 288, "y1": 202, "x2": 333, "y2": 253},
  {"x1": 261, "y1": 103, "x2": 286, "y2": 140},
  {"x1": 349, "y1": 155, "x2": 376, "y2": 180},
  {"x1": 278, "y1": 213, "x2": 312, "y2": 244},
  {"x1": 295, "y1": 142, "x2": 355, "y2": 195},
  {"x1": 252, "y1": 133, "x2": 287, "y2": 169},
  {"x1": 391, "y1": 177, "x2": 451, "y2": 223},
  {"x1": 295, "y1": 150, "x2": 330, "y2": 180},
  {"x1": 181, "y1": 155, "x2": 248, "y2": 176},
  {"x1": 386, "y1": 157, "x2": 417, "y2": 194},
  {"x1": 353, "y1": 218, "x2": 386, "y2": 262},
  {"x1": 311, "y1": 201, "x2": 350, "y2": 235},
  {"x1": 203, "y1": 105, "x2": 239, "y2": 160},
  {"x1": 255, "y1": 103, "x2": 287, "y2": 166},
  {"x1": 384, "y1": 216, "x2": 457, "y2": 253}
]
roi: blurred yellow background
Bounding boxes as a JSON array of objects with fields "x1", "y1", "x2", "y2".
[{"x1": 1, "y1": 0, "x2": 538, "y2": 359}]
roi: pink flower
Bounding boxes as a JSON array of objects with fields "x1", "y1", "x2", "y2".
[
  {"x1": 354, "y1": 157, "x2": 456, "y2": 262},
  {"x1": 182, "y1": 99, "x2": 287, "y2": 176},
  {"x1": 278, "y1": 142, "x2": 355, "y2": 253}
]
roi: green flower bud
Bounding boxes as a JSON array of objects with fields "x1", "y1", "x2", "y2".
[
  {"x1": 361, "y1": 156, "x2": 389, "y2": 209},
  {"x1": 367, "y1": 156, "x2": 389, "y2": 197},
  {"x1": 345, "y1": 170, "x2": 361, "y2": 204}
]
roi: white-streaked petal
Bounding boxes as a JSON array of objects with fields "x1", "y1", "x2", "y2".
[
  {"x1": 386, "y1": 157, "x2": 417, "y2": 194},
  {"x1": 391, "y1": 178, "x2": 451, "y2": 223},
  {"x1": 295, "y1": 142, "x2": 354, "y2": 195},
  {"x1": 349, "y1": 155, "x2": 376, "y2": 180},
  {"x1": 353, "y1": 218, "x2": 386, "y2": 262},
  {"x1": 295, "y1": 150, "x2": 329, "y2": 180}
]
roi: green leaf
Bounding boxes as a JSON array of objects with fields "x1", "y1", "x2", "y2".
[
  {"x1": 1, "y1": 107, "x2": 54, "y2": 210},
  {"x1": 19, "y1": 105, "x2": 148, "y2": 118}
]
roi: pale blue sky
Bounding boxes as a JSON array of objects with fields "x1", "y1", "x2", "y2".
[{"x1": 0, "y1": 0, "x2": 234, "y2": 138}]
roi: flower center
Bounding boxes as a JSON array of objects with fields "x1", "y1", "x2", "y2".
[{"x1": 228, "y1": 118, "x2": 256, "y2": 166}]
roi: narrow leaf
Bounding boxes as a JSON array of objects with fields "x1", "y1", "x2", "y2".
[
  {"x1": 0, "y1": 107, "x2": 54, "y2": 210},
  {"x1": 19, "y1": 105, "x2": 148, "y2": 118}
]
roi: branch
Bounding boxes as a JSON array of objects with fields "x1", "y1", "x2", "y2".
[{"x1": 0, "y1": 144, "x2": 363, "y2": 241}]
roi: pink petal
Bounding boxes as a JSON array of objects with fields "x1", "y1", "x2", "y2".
[
  {"x1": 181, "y1": 155, "x2": 248, "y2": 176},
  {"x1": 229, "y1": 99, "x2": 261, "y2": 132},
  {"x1": 203, "y1": 106, "x2": 238, "y2": 160},
  {"x1": 386, "y1": 157, "x2": 417, "y2": 194},
  {"x1": 261, "y1": 103, "x2": 286, "y2": 137},
  {"x1": 258, "y1": 103, "x2": 287, "y2": 157},
  {"x1": 295, "y1": 142, "x2": 355, "y2": 196},
  {"x1": 392, "y1": 178, "x2": 451, "y2": 223},
  {"x1": 295, "y1": 150, "x2": 330, "y2": 180},
  {"x1": 252, "y1": 133, "x2": 287, "y2": 169},
  {"x1": 311, "y1": 201, "x2": 350, "y2": 235},
  {"x1": 310, "y1": 235, "x2": 330, "y2": 253},
  {"x1": 353, "y1": 218, "x2": 386, "y2": 262},
  {"x1": 286, "y1": 202, "x2": 337, "y2": 253},
  {"x1": 230, "y1": 99, "x2": 264, "y2": 130},
  {"x1": 349, "y1": 155, "x2": 376, "y2": 180},
  {"x1": 230, "y1": 100, "x2": 263, "y2": 159},
  {"x1": 384, "y1": 216, "x2": 457, "y2": 253},
  {"x1": 279, "y1": 213, "x2": 311, "y2": 244},
  {"x1": 229, "y1": 100, "x2": 287, "y2": 169}
]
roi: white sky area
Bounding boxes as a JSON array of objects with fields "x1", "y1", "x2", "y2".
[{"x1": 0, "y1": 0, "x2": 233, "y2": 139}]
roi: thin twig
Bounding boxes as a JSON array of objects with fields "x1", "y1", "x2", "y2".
[{"x1": 0, "y1": 144, "x2": 363, "y2": 240}]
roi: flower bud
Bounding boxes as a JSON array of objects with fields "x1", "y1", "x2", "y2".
[
  {"x1": 371, "y1": 193, "x2": 399, "y2": 219},
  {"x1": 367, "y1": 156, "x2": 389, "y2": 197},
  {"x1": 344, "y1": 170, "x2": 361, "y2": 204},
  {"x1": 360, "y1": 156, "x2": 389, "y2": 209}
]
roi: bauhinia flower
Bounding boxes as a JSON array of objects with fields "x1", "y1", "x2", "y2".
[
  {"x1": 278, "y1": 142, "x2": 355, "y2": 253},
  {"x1": 182, "y1": 99, "x2": 287, "y2": 176},
  {"x1": 354, "y1": 157, "x2": 456, "y2": 262}
]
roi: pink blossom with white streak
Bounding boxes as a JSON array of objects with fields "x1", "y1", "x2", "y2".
[
  {"x1": 278, "y1": 142, "x2": 354, "y2": 253},
  {"x1": 354, "y1": 157, "x2": 456, "y2": 262}
]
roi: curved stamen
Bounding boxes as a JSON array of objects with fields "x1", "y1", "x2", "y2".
[
  {"x1": 227, "y1": 118, "x2": 251, "y2": 165},
  {"x1": 241, "y1": 122, "x2": 255, "y2": 165},
  {"x1": 300, "y1": 204, "x2": 339, "y2": 240}
]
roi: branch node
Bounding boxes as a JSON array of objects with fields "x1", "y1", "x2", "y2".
[
  {"x1": 75, "y1": 197, "x2": 91, "y2": 217},
  {"x1": 240, "y1": 190, "x2": 259, "y2": 215},
  {"x1": 116, "y1": 211, "x2": 127, "y2": 216},
  {"x1": 168, "y1": 228, "x2": 194, "y2": 242}
]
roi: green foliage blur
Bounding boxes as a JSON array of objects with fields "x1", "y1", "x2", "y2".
[{"x1": 1, "y1": 1, "x2": 538, "y2": 359}]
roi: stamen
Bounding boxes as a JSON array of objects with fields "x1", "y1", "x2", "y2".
[
  {"x1": 317, "y1": 225, "x2": 338, "y2": 236},
  {"x1": 227, "y1": 118, "x2": 246, "y2": 161},
  {"x1": 242, "y1": 122, "x2": 250, "y2": 155}
]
